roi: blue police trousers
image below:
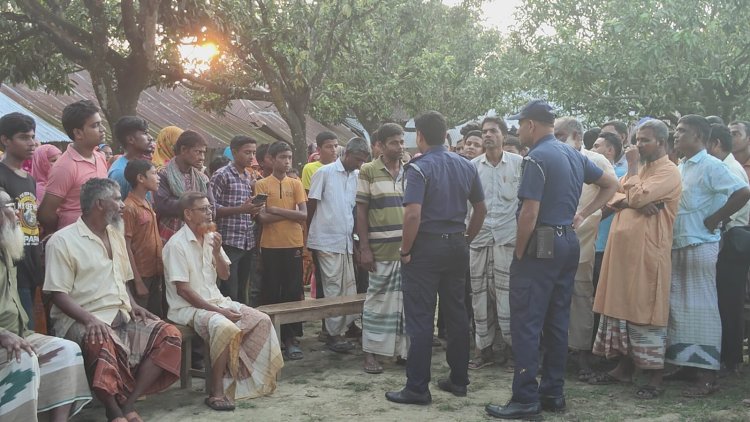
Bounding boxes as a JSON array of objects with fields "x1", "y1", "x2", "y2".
[
  {"x1": 402, "y1": 232, "x2": 470, "y2": 394},
  {"x1": 509, "y1": 229, "x2": 579, "y2": 404}
]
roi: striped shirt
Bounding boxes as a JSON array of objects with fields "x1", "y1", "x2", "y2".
[{"x1": 356, "y1": 157, "x2": 404, "y2": 261}]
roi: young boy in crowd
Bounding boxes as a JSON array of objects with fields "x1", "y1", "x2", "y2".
[
  {"x1": 255, "y1": 141, "x2": 307, "y2": 360},
  {"x1": 123, "y1": 159, "x2": 165, "y2": 316}
]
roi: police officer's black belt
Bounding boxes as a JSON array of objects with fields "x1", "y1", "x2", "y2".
[
  {"x1": 418, "y1": 232, "x2": 465, "y2": 239},
  {"x1": 539, "y1": 224, "x2": 574, "y2": 233}
]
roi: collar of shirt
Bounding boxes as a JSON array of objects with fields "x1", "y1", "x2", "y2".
[
  {"x1": 423, "y1": 145, "x2": 447, "y2": 156},
  {"x1": 685, "y1": 149, "x2": 708, "y2": 165},
  {"x1": 529, "y1": 134, "x2": 556, "y2": 152},
  {"x1": 374, "y1": 156, "x2": 404, "y2": 179},
  {"x1": 67, "y1": 146, "x2": 102, "y2": 163},
  {"x1": 227, "y1": 163, "x2": 250, "y2": 179},
  {"x1": 478, "y1": 151, "x2": 509, "y2": 166},
  {"x1": 724, "y1": 153, "x2": 739, "y2": 166},
  {"x1": 75, "y1": 217, "x2": 120, "y2": 245},
  {"x1": 333, "y1": 158, "x2": 346, "y2": 172}
]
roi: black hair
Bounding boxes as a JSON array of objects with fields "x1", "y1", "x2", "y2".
[
  {"x1": 597, "y1": 132, "x2": 623, "y2": 160},
  {"x1": 460, "y1": 121, "x2": 481, "y2": 138},
  {"x1": 208, "y1": 155, "x2": 231, "y2": 175},
  {"x1": 601, "y1": 120, "x2": 628, "y2": 140},
  {"x1": 583, "y1": 127, "x2": 601, "y2": 150},
  {"x1": 268, "y1": 140, "x2": 292, "y2": 158},
  {"x1": 464, "y1": 130, "x2": 482, "y2": 140},
  {"x1": 256, "y1": 143, "x2": 270, "y2": 163},
  {"x1": 0, "y1": 112, "x2": 36, "y2": 140},
  {"x1": 124, "y1": 159, "x2": 154, "y2": 188},
  {"x1": 230, "y1": 135, "x2": 257, "y2": 151},
  {"x1": 415, "y1": 111, "x2": 447, "y2": 146},
  {"x1": 709, "y1": 123, "x2": 732, "y2": 153},
  {"x1": 706, "y1": 116, "x2": 725, "y2": 125},
  {"x1": 173, "y1": 130, "x2": 207, "y2": 155},
  {"x1": 376, "y1": 123, "x2": 403, "y2": 144},
  {"x1": 62, "y1": 100, "x2": 100, "y2": 141},
  {"x1": 729, "y1": 121, "x2": 750, "y2": 136},
  {"x1": 678, "y1": 115, "x2": 711, "y2": 142},
  {"x1": 504, "y1": 136, "x2": 521, "y2": 149},
  {"x1": 315, "y1": 131, "x2": 337, "y2": 148},
  {"x1": 481, "y1": 116, "x2": 509, "y2": 135},
  {"x1": 114, "y1": 116, "x2": 149, "y2": 147}
]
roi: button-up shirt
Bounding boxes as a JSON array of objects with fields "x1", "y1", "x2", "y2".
[
  {"x1": 403, "y1": 145, "x2": 484, "y2": 233},
  {"x1": 673, "y1": 149, "x2": 748, "y2": 249},
  {"x1": 469, "y1": 152, "x2": 523, "y2": 247},
  {"x1": 614, "y1": 153, "x2": 629, "y2": 174},
  {"x1": 307, "y1": 159, "x2": 358, "y2": 254},
  {"x1": 163, "y1": 225, "x2": 231, "y2": 324},
  {"x1": 0, "y1": 256, "x2": 31, "y2": 337},
  {"x1": 45, "y1": 148, "x2": 108, "y2": 229},
  {"x1": 356, "y1": 157, "x2": 404, "y2": 261},
  {"x1": 44, "y1": 218, "x2": 133, "y2": 337},
  {"x1": 722, "y1": 153, "x2": 750, "y2": 229},
  {"x1": 210, "y1": 163, "x2": 256, "y2": 250}
]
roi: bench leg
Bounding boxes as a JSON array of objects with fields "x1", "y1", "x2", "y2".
[
  {"x1": 180, "y1": 337, "x2": 192, "y2": 389},
  {"x1": 203, "y1": 341, "x2": 212, "y2": 385},
  {"x1": 272, "y1": 317, "x2": 282, "y2": 348}
]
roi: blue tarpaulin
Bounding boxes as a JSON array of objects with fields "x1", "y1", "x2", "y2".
[{"x1": 0, "y1": 91, "x2": 70, "y2": 143}]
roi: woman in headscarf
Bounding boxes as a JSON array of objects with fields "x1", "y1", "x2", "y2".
[
  {"x1": 152, "y1": 126, "x2": 184, "y2": 168},
  {"x1": 30, "y1": 144, "x2": 62, "y2": 204}
]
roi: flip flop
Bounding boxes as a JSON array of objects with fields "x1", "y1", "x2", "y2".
[
  {"x1": 468, "y1": 355, "x2": 495, "y2": 370},
  {"x1": 578, "y1": 368, "x2": 596, "y2": 382},
  {"x1": 205, "y1": 396, "x2": 235, "y2": 411},
  {"x1": 364, "y1": 361, "x2": 384, "y2": 374},
  {"x1": 327, "y1": 340, "x2": 355, "y2": 353},
  {"x1": 681, "y1": 382, "x2": 719, "y2": 398},
  {"x1": 285, "y1": 344, "x2": 304, "y2": 360},
  {"x1": 588, "y1": 372, "x2": 629, "y2": 385},
  {"x1": 635, "y1": 385, "x2": 664, "y2": 400}
]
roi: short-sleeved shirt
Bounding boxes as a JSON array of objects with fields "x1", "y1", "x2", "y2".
[
  {"x1": 163, "y1": 225, "x2": 231, "y2": 324},
  {"x1": 356, "y1": 157, "x2": 404, "y2": 261},
  {"x1": 43, "y1": 218, "x2": 133, "y2": 337},
  {"x1": 45, "y1": 147, "x2": 108, "y2": 229},
  {"x1": 595, "y1": 164, "x2": 629, "y2": 252},
  {"x1": 403, "y1": 145, "x2": 484, "y2": 233},
  {"x1": 255, "y1": 175, "x2": 307, "y2": 248},
  {"x1": 673, "y1": 149, "x2": 748, "y2": 248},
  {"x1": 470, "y1": 152, "x2": 523, "y2": 247},
  {"x1": 517, "y1": 134, "x2": 603, "y2": 226},
  {"x1": 301, "y1": 160, "x2": 324, "y2": 191},
  {"x1": 210, "y1": 164, "x2": 256, "y2": 250},
  {"x1": 0, "y1": 163, "x2": 41, "y2": 289},
  {"x1": 108, "y1": 156, "x2": 132, "y2": 199},
  {"x1": 307, "y1": 159, "x2": 358, "y2": 254},
  {"x1": 123, "y1": 193, "x2": 163, "y2": 278},
  {"x1": 723, "y1": 153, "x2": 750, "y2": 229},
  {"x1": 0, "y1": 257, "x2": 32, "y2": 337}
]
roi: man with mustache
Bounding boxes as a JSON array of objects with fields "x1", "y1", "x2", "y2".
[
  {"x1": 0, "y1": 190, "x2": 92, "y2": 421},
  {"x1": 44, "y1": 178, "x2": 182, "y2": 422}
]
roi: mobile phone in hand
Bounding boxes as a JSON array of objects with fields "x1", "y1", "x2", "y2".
[{"x1": 252, "y1": 194, "x2": 268, "y2": 205}]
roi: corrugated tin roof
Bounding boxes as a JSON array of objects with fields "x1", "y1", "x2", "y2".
[
  {"x1": 0, "y1": 91, "x2": 70, "y2": 143},
  {"x1": 0, "y1": 71, "x2": 355, "y2": 149}
]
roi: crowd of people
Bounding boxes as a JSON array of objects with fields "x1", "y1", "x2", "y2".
[{"x1": 1, "y1": 97, "x2": 750, "y2": 421}]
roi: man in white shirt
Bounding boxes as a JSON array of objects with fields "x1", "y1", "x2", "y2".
[
  {"x1": 163, "y1": 191, "x2": 283, "y2": 411},
  {"x1": 307, "y1": 138, "x2": 370, "y2": 352},
  {"x1": 467, "y1": 117, "x2": 523, "y2": 370}
]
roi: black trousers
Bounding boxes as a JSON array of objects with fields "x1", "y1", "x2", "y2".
[
  {"x1": 221, "y1": 245, "x2": 256, "y2": 305},
  {"x1": 261, "y1": 247, "x2": 304, "y2": 341},
  {"x1": 402, "y1": 232, "x2": 470, "y2": 394},
  {"x1": 717, "y1": 228, "x2": 750, "y2": 367}
]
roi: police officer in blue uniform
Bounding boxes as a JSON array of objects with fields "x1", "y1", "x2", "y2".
[
  {"x1": 385, "y1": 111, "x2": 487, "y2": 405},
  {"x1": 486, "y1": 100, "x2": 618, "y2": 419}
]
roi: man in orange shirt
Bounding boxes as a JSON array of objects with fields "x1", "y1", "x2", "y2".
[{"x1": 255, "y1": 141, "x2": 307, "y2": 360}]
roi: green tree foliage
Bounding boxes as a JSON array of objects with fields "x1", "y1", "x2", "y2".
[
  {"x1": 508, "y1": 0, "x2": 750, "y2": 123},
  {"x1": 0, "y1": 1, "x2": 187, "y2": 130}
]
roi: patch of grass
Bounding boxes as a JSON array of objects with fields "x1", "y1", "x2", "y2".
[
  {"x1": 290, "y1": 378, "x2": 309, "y2": 385},
  {"x1": 344, "y1": 381, "x2": 371, "y2": 392},
  {"x1": 236, "y1": 401, "x2": 256, "y2": 409},
  {"x1": 437, "y1": 403, "x2": 457, "y2": 412}
]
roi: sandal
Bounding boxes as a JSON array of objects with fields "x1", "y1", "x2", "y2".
[
  {"x1": 364, "y1": 361, "x2": 384, "y2": 374},
  {"x1": 469, "y1": 355, "x2": 495, "y2": 370},
  {"x1": 681, "y1": 381, "x2": 719, "y2": 398},
  {"x1": 204, "y1": 396, "x2": 235, "y2": 411},
  {"x1": 577, "y1": 368, "x2": 596, "y2": 382},
  {"x1": 284, "y1": 345, "x2": 304, "y2": 360},
  {"x1": 588, "y1": 372, "x2": 629, "y2": 385},
  {"x1": 327, "y1": 340, "x2": 355, "y2": 353},
  {"x1": 635, "y1": 385, "x2": 664, "y2": 400}
]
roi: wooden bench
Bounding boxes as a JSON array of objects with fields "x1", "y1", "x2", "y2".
[
  {"x1": 174, "y1": 324, "x2": 212, "y2": 389},
  {"x1": 256, "y1": 294, "x2": 367, "y2": 344}
]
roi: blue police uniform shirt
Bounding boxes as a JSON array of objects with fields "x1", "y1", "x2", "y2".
[
  {"x1": 517, "y1": 134, "x2": 603, "y2": 226},
  {"x1": 403, "y1": 145, "x2": 484, "y2": 233}
]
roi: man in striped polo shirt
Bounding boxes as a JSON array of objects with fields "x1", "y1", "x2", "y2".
[{"x1": 356, "y1": 123, "x2": 410, "y2": 374}]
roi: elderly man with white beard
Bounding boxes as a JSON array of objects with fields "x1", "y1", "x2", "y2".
[
  {"x1": 0, "y1": 190, "x2": 92, "y2": 421},
  {"x1": 43, "y1": 178, "x2": 182, "y2": 422}
]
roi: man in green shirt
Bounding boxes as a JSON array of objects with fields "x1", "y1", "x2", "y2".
[{"x1": 0, "y1": 190, "x2": 91, "y2": 421}]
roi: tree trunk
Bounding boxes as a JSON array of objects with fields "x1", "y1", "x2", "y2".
[
  {"x1": 89, "y1": 69, "x2": 142, "y2": 148},
  {"x1": 286, "y1": 105, "x2": 309, "y2": 172}
]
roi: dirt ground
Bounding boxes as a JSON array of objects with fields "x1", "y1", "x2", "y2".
[{"x1": 74, "y1": 321, "x2": 750, "y2": 422}]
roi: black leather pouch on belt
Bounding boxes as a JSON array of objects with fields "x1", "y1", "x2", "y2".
[{"x1": 526, "y1": 226, "x2": 555, "y2": 259}]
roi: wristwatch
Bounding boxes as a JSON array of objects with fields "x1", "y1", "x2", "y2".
[{"x1": 399, "y1": 248, "x2": 411, "y2": 256}]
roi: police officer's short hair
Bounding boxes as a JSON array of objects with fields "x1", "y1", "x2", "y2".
[
  {"x1": 638, "y1": 119, "x2": 669, "y2": 146},
  {"x1": 481, "y1": 116, "x2": 508, "y2": 135},
  {"x1": 415, "y1": 111, "x2": 447, "y2": 146},
  {"x1": 345, "y1": 137, "x2": 370, "y2": 156},
  {"x1": 376, "y1": 123, "x2": 403, "y2": 144},
  {"x1": 678, "y1": 115, "x2": 711, "y2": 142},
  {"x1": 602, "y1": 120, "x2": 629, "y2": 140},
  {"x1": 556, "y1": 117, "x2": 584, "y2": 137},
  {"x1": 597, "y1": 132, "x2": 622, "y2": 159}
]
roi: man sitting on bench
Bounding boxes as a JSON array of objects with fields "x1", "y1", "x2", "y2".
[{"x1": 163, "y1": 191, "x2": 283, "y2": 411}]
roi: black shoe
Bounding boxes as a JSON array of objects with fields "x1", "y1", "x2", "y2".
[
  {"x1": 385, "y1": 388, "x2": 432, "y2": 405},
  {"x1": 485, "y1": 401, "x2": 542, "y2": 420},
  {"x1": 437, "y1": 379, "x2": 467, "y2": 397},
  {"x1": 540, "y1": 395, "x2": 566, "y2": 412}
]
